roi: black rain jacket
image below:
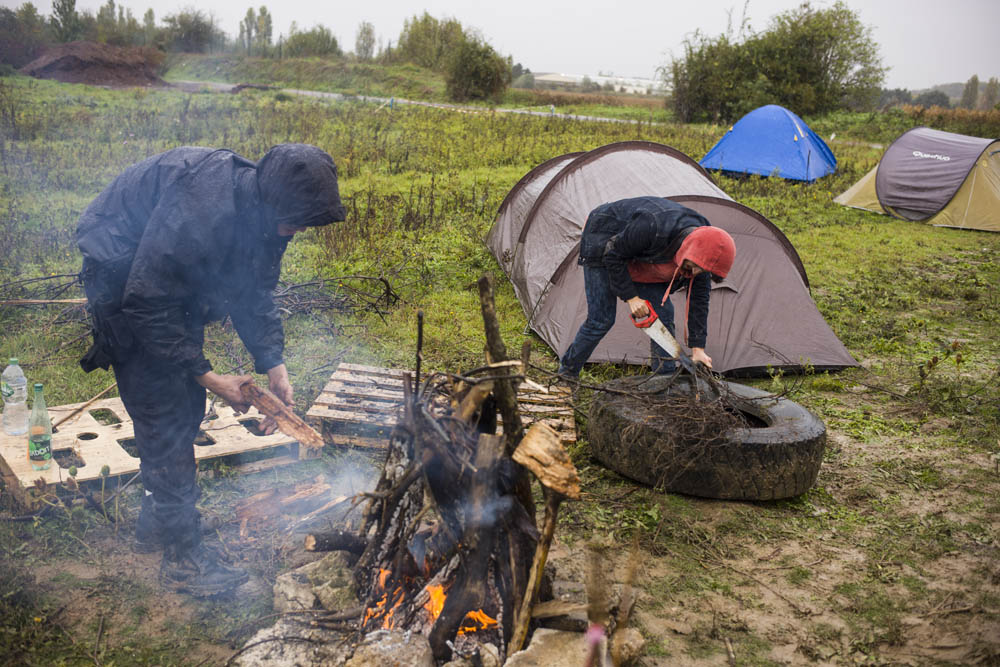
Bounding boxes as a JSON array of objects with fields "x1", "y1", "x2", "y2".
[
  {"x1": 77, "y1": 144, "x2": 345, "y2": 375},
  {"x1": 578, "y1": 196, "x2": 712, "y2": 348}
]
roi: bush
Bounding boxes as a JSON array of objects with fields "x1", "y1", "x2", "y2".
[
  {"x1": 445, "y1": 38, "x2": 509, "y2": 102},
  {"x1": 664, "y1": 1, "x2": 885, "y2": 122},
  {"x1": 284, "y1": 24, "x2": 341, "y2": 58}
]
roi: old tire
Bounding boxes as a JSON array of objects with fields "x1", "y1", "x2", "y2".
[{"x1": 588, "y1": 375, "x2": 826, "y2": 500}]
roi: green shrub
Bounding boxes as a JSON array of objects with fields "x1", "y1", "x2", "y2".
[{"x1": 445, "y1": 38, "x2": 509, "y2": 103}]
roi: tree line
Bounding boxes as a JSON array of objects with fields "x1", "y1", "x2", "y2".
[{"x1": 0, "y1": 3, "x2": 510, "y2": 102}]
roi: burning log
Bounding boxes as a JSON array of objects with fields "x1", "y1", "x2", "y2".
[
  {"x1": 340, "y1": 277, "x2": 554, "y2": 664},
  {"x1": 239, "y1": 380, "x2": 325, "y2": 450}
]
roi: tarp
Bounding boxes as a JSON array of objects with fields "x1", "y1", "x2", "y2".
[
  {"x1": 835, "y1": 127, "x2": 1000, "y2": 232},
  {"x1": 487, "y1": 141, "x2": 857, "y2": 375},
  {"x1": 699, "y1": 105, "x2": 837, "y2": 182}
]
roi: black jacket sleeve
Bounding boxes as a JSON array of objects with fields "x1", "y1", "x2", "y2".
[
  {"x1": 685, "y1": 273, "x2": 711, "y2": 349},
  {"x1": 229, "y1": 238, "x2": 289, "y2": 373}
]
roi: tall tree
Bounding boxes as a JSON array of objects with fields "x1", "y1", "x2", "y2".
[
  {"x1": 142, "y1": 8, "x2": 155, "y2": 45},
  {"x1": 959, "y1": 74, "x2": 980, "y2": 109},
  {"x1": 395, "y1": 12, "x2": 465, "y2": 72},
  {"x1": 255, "y1": 6, "x2": 272, "y2": 53},
  {"x1": 239, "y1": 7, "x2": 255, "y2": 55},
  {"x1": 982, "y1": 77, "x2": 999, "y2": 110},
  {"x1": 1, "y1": 3, "x2": 51, "y2": 66},
  {"x1": 51, "y1": 0, "x2": 80, "y2": 42},
  {"x1": 355, "y1": 21, "x2": 375, "y2": 61}
]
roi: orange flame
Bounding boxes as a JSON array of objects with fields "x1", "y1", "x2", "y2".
[
  {"x1": 382, "y1": 589, "x2": 405, "y2": 629},
  {"x1": 457, "y1": 609, "x2": 498, "y2": 635},
  {"x1": 378, "y1": 568, "x2": 391, "y2": 590},
  {"x1": 363, "y1": 592, "x2": 387, "y2": 626},
  {"x1": 424, "y1": 584, "x2": 447, "y2": 623}
]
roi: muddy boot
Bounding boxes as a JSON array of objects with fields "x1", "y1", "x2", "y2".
[
  {"x1": 160, "y1": 540, "x2": 249, "y2": 597},
  {"x1": 135, "y1": 497, "x2": 223, "y2": 553},
  {"x1": 133, "y1": 493, "x2": 161, "y2": 553}
]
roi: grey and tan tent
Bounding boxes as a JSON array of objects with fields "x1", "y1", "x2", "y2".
[
  {"x1": 487, "y1": 141, "x2": 857, "y2": 375},
  {"x1": 835, "y1": 127, "x2": 1000, "y2": 232}
]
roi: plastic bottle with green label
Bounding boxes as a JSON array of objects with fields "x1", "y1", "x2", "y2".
[{"x1": 28, "y1": 383, "x2": 52, "y2": 471}]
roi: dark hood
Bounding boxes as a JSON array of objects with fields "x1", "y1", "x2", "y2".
[{"x1": 257, "y1": 144, "x2": 347, "y2": 228}]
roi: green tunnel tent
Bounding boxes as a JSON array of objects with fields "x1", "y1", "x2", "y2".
[
  {"x1": 835, "y1": 127, "x2": 1000, "y2": 232},
  {"x1": 487, "y1": 141, "x2": 857, "y2": 376}
]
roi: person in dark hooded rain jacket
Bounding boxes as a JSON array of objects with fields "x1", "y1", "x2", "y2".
[
  {"x1": 558, "y1": 196, "x2": 736, "y2": 378},
  {"x1": 76, "y1": 144, "x2": 346, "y2": 597}
]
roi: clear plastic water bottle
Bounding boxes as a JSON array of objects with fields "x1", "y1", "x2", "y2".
[
  {"x1": 2, "y1": 358, "x2": 29, "y2": 436},
  {"x1": 28, "y1": 383, "x2": 53, "y2": 471}
]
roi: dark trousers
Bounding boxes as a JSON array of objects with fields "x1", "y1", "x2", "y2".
[
  {"x1": 112, "y1": 346, "x2": 206, "y2": 550},
  {"x1": 558, "y1": 265, "x2": 678, "y2": 377}
]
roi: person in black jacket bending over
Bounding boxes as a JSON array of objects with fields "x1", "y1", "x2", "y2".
[
  {"x1": 76, "y1": 144, "x2": 346, "y2": 597},
  {"x1": 558, "y1": 196, "x2": 735, "y2": 378}
]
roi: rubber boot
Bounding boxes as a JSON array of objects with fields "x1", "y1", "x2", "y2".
[{"x1": 160, "y1": 538, "x2": 249, "y2": 597}]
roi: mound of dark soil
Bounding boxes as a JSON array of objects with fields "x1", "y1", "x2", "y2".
[{"x1": 19, "y1": 41, "x2": 166, "y2": 87}]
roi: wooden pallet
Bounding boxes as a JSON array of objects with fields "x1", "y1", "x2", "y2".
[
  {"x1": 306, "y1": 362, "x2": 576, "y2": 449},
  {"x1": 0, "y1": 397, "x2": 302, "y2": 509}
]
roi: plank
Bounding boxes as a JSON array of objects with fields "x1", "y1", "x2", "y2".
[{"x1": 307, "y1": 363, "x2": 577, "y2": 451}]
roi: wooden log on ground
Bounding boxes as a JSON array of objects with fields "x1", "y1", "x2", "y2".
[
  {"x1": 305, "y1": 529, "x2": 367, "y2": 554},
  {"x1": 239, "y1": 380, "x2": 324, "y2": 450}
]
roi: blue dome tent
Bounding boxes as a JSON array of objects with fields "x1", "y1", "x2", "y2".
[{"x1": 700, "y1": 105, "x2": 837, "y2": 182}]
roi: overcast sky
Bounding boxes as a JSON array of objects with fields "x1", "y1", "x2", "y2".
[{"x1": 7, "y1": 0, "x2": 999, "y2": 90}]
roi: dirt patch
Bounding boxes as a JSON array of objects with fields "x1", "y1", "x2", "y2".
[{"x1": 19, "y1": 41, "x2": 166, "y2": 87}]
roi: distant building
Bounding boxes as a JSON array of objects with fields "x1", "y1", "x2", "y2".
[
  {"x1": 533, "y1": 73, "x2": 580, "y2": 91},
  {"x1": 533, "y1": 72, "x2": 664, "y2": 95}
]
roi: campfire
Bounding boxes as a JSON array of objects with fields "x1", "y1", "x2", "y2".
[{"x1": 300, "y1": 276, "x2": 581, "y2": 663}]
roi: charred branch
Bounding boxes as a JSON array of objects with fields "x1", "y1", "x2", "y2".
[{"x1": 305, "y1": 530, "x2": 367, "y2": 554}]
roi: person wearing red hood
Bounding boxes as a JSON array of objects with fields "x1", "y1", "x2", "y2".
[{"x1": 558, "y1": 196, "x2": 736, "y2": 378}]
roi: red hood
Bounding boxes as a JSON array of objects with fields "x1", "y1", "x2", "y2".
[{"x1": 673, "y1": 226, "x2": 736, "y2": 278}]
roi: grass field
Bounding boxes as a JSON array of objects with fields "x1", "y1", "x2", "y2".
[{"x1": 1, "y1": 72, "x2": 998, "y2": 665}]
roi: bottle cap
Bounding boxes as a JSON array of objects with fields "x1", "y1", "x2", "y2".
[
  {"x1": 34, "y1": 383, "x2": 43, "y2": 391},
  {"x1": 8, "y1": 358, "x2": 16, "y2": 365}
]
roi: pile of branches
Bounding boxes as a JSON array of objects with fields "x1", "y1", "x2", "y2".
[{"x1": 273, "y1": 276, "x2": 399, "y2": 320}]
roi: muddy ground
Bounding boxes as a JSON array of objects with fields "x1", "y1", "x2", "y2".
[{"x1": 3, "y1": 379, "x2": 998, "y2": 666}]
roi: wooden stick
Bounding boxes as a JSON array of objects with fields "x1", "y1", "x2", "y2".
[
  {"x1": 0, "y1": 299, "x2": 86, "y2": 305},
  {"x1": 239, "y1": 380, "x2": 324, "y2": 450},
  {"x1": 52, "y1": 382, "x2": 117, "y2": 431},
  {"x1": 510, "y1": 489, "x2": 562, "y2": 654}
]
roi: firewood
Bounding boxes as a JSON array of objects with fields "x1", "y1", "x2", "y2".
[
  {"x1": 456, "y1": 380, "x2": 494, "y2": 423},
  {"x1": 510, "y1": 489, "x2": 563, "y2": 654},
  {"x1": 305, "y1": 529, "x2": 367, "y2": 554},
  {"x1": 239, "y1": 380, "x2": 324, "y2": 450},
  {"x1": 235, "y1": 477, "x2": 333, "y2": 524},
  {"x1": 512, "y1": 422, "x2": 581, "y2": 499},
  {"x1": 509, "y1": 423, "x2": 582, "y2": 653}
]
